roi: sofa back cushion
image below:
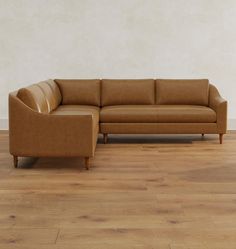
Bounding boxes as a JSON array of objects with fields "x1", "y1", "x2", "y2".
[
  {"x1": 156, "y1": 79, "x2": 209, "y2": 106},
  {"x1": 101, "y1": 79, "x2": 155, "y2": 106},
  {"x1": 47, "y1": 79, "x2": 62, "y2": 108},
  {"x1": 55, "y1": 79, "x2": 100, "y2": 106},
  {"x1": 38, "y1": 80, "x2": 62, "y2": 112},
  {"x1": 17, "y1": 84, "x2": 49, "y2": 113},
  {"x1": 17, "y1": 80, "x2": 61, "y2": 113}
]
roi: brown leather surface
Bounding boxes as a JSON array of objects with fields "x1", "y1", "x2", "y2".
[
  {"x1": 46, "y1": 79, "x2": 62, "y2": 108},
  {"x1": 55, "y1": 79, "x2": 100, "y2": 106},
  {"x1": 156, "y1": 79, "x2": 209, "y2": 106},
  {"x1": 100, "y1": 105, "x2": 216, "y2": 123},
  {"x1": 9, "y1": 93, "x2": 98, "y2": 157},
  {"x1": 209, "y1": 84, "x2": 227, "y2": 133},
  {"x1": 38, "y1": 81, "x2": 56, "y2": 112},
  {"x1": 100, "y1": 105, "x2": 158, "y2": 123},
  {"x1": 17, "y1": 84, "x2": 49, "y2": 113},
  {"x1": 51, "y1": 105, "x2": 100, "y2": 126},
  {"x1": 9, "y1": 80, "x2": 227, "y2": 159},
  {"x1": 155, "y1": 105, "x2": 216, "y2": 123},
  {"x1": 100, "y1": 123, "x2": 218, "y2": 134},
  {"x1": 101, "y1": 79, "x2": 155, "y2": 106}
]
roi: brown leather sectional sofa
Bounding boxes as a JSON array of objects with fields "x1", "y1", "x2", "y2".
[{"x1": 9, "y1": 79, "x2": 227, "y2": 169}]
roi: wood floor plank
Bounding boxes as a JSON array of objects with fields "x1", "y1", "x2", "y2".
[
  {"x1": 57, "y1": 228, "x2": 167, "y2": 246},
  {"x1": 0, "y1": 228, "x2": 58, "y2": 245},
  {"x1": 0, "y1": 244, "x2": 165, "y2": 249}
]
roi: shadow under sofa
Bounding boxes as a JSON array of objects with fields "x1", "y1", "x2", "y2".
[{"x1": 8, "y1": 79, "x2": 227, "y2": 169}]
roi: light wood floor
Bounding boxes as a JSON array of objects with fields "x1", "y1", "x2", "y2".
[{"x1": 0, "y1": 132, "x2": 236, "y2": 249}]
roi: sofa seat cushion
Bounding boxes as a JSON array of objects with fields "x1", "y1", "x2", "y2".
[
  {"x1": 51, "y1": 105, "x2": 100, "y2": 124},
  {"x1": 100, "y1": 105, "x2": 160, "y2": 123},
  {"x1": 100, "y1": 105, "x2": 216, "y2": 123},
  {"x1": 155, "y1": 105, "x2": 216, "y2": 123}
]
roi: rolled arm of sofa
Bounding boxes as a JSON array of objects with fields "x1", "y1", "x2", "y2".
[
  {"x1": 9, "y1": 93, "x2": 96, "y2": 157},
  {"x1": 209, "y1": 84, "x2": 227, "y2": 134}
]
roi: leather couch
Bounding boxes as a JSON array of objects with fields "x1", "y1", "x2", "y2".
[{"x1": 9, "y1": 79, "x2": 227, "y2": 169}]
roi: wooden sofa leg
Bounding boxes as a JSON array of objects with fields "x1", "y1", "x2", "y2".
[
  {"x1": 13, "y1": 156, "x2": 18, "y2": 168},
  {"x1": 202, "y1": 134, "x2": 204, "y2": 137},
  {"x1": 219, "y1": 134, "x2": 223, "y2": 144},
  {"x1": 85, "y1": 157, "x2": 90, "y2": 170},
  {"x1": 103, "y1": 133, "x2": 108, "y2": 144}
]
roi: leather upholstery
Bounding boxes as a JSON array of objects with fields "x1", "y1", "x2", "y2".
[
  {"x1": 17, "y1": 84, "x2": 49, "y2": 113},
  {"x1": 55, "y1": 79, "x2": 100, "y2": 106},
  {"x1": 156, "y1": 79, "x2": 209, "y2": 106},
  {"x1": 100, "y1": 105, "x2": 158, "y2": 123},
  {"x1": 51, "y1": 105, "x2": 100, "y2": 126},
  {"x1": 9, "y1": 93, "x2": 98, "y2": 157},
  {"x1": 38, "y1": 81, "x2": 57, "y2": 112},
  {"x1": 46, "y1": 79, "x2": 62, "y2": 108},
  {"x1": 100, "y1": 105, "x2": 216, "y2": 123},
  {"x1": 209, "y1": 84, "x2": 227, "y2": 133},
  {"x1": 155, "y1": 105, "x2": 216, "y2": 123},
  {"x1": 101, "y1": 79, "x2": 155, "y2": 106},
  {"x1": 100, "y1": 123, "x2": 218, "y2": 134},
  {"x1": 9, "y1": 79, "x2": 227, "y2": 160}
]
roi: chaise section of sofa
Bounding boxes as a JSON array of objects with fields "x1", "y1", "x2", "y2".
[
  {"x1": 9, "y1": 79, "x2": 100, "y2": 169},
  {"x1": 9, "y1": 78, "x2": 227, "y2": 169}
]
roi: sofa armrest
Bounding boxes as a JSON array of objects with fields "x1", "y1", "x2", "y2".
[
  {"x1": 9, "y1": 93, "x2": 97, "y2": 157},
  {"x1": 209, "y1": 84, "x2": 227, "y2": 133}
]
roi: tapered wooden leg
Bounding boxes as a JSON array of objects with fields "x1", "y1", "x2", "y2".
[
  {"x1": 13, "y1": 156, "x2": 18, "y2": 168},
  {"x1": 103, "y1": 133, "x2": 108, "y2": 144},
  {"x1": 202, "y1": 134, "x2": 204, "y2": 137},
  {"x1": 219, "y1": 134, "x2": 223, "y2": 144},
  {"x1": 85, "y1": 157, "x2": 89, "y2": 170}
]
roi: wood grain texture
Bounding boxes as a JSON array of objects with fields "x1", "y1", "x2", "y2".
[{"x1": 0, "y1": 132, "x2": 236, "y2": 248}]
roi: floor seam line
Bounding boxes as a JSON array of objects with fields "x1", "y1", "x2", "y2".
[{"x1": 54, "y1": 229, "x2": 60, "y2": 244}]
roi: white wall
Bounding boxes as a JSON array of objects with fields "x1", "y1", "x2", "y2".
[{"x1": 1, "y1": 0, "x2": 236, "y2": 129}]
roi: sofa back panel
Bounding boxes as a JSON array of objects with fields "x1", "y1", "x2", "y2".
[
  {"x1": 17, "y1": 84, "x2": 49, "y2": 113},
  {"x1": 55, "y1": 79, "x2": 100, "y2": 106},
  {"x1": 47, "y1": 79, "x2": 62, "y2": 108},
  {"x1": 101, "y1": 79, "x2": 155, "y2": 106},
  {"x1": 156, "y1": 79, "x2": 209, "y2": 106},
  {"x1": 37, "y1": 81, "x2": 58, "y2": 112}
]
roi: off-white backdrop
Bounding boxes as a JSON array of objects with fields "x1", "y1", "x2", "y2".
[{"x1": 0, "y1": 0, "x2": 236, "y2": 129}]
